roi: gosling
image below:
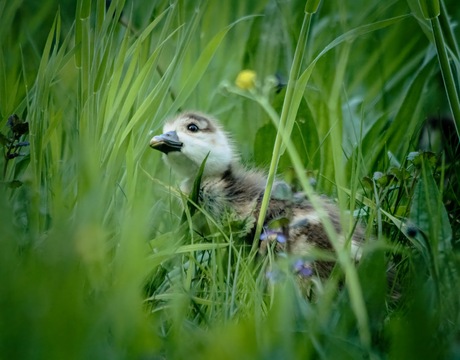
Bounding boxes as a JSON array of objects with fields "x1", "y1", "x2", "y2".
[{"x1": 149, "y1": 111, "x2": 363, "y2": 278}]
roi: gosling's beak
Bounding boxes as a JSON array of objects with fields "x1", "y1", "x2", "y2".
[{"x1": 149, "y1": 130, "x2": 183, "y2": 154}]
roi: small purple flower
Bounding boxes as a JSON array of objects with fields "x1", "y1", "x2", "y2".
[
  {"x1": 293, "y1": 259, "x2": 313, "y2": 277},
  {"x1": 260, "y1": 228, "x2": 286, "y2": 243},
  {"x1": 276, "y1": 233, "x2": 286, "y2": 243},
  {"x1": 259, "y1": 231, "x2": 270, "y2": 241}
]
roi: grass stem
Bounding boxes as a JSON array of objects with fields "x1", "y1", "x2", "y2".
[
  {"x1": 252, "y1": 8, "x2": 313, "y2": 252},
  {"x1": 429, "y1": 11, "x2": 460, "y2": 139}
]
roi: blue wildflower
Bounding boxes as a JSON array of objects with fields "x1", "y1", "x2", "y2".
[
  {"x1": 260, "y1": 228, "x2": 286, "y2": 243},
  {"x1": 293, "y1": 259, "x2": 313, "y2": 277},
  {"x1": 276, "y1": 233, "x2": 286, "y2": 243}
]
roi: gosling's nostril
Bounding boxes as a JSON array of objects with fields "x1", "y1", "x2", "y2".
[{"x1": 162, "y1": 131, "x2": 180, "y2": 141}]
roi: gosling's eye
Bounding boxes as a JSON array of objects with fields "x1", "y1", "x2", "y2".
[{"x1": 187, "y1": 123, "x2": 199, "y2": 132}]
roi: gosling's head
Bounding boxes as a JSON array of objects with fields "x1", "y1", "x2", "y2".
[{"x1": 150, "y1": 112, "x2": 236, "y2": 182}]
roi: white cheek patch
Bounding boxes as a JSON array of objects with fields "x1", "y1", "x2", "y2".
[
  {"x1": 181, "y1": 136, "x2": 208, "y2": 162},
  {"x1": 179, "y1": 133, "x2": 233, "y2": 177}
]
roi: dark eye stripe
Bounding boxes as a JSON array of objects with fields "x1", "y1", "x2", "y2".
[{"x1": 185, "y1": 113, "x2": 215, "y2": 132}]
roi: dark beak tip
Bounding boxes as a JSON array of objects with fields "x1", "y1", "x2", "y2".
[{"x1": 149, "y1": 138, "x2": 159, "y2": 149}]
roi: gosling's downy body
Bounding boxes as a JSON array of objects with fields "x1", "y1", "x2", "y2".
[{"x1": 150, "y1": 112, "x2": 363, "y2": 278}]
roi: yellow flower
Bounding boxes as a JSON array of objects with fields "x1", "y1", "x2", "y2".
[{"x1": 235, "y1": 69, "x2": 256, "y2": 90}]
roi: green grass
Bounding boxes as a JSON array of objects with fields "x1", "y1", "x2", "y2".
[{"x1": 1, "y1": 0, "x2": 459, "y2": 358}]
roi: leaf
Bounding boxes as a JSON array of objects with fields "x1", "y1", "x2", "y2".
[
  {"x1": 388, "y1": 167, "x2": 410, "y2": 181},
  {"x1": 253, "y1": 122, "x2": 276, "y2": 166},
  {"x1": 182, "y1": 152, "x2": 209, "y2": 221},
  {"x1": 254, "y1": 100, "x2": 317, "y2": 171},
  {"x1": 0, "y1": 133, "x2": 10, "y2": 146},
  {"x1": 407, "y1": 151, "x2": 437, "y2": 168},
  {"x1": 386, "y1": 58, "x2": 436, "y2": 157},
  {"x1": 266, "y1": 217, "x2": 290, "y2": 229},
  {"x1": 373, "y1": 171, "x2": 397, "y2": 188},
  {"x1": 409, "y1": 164, "x2": 452, "y2": 252},
  {"x1": 362, "y1": 176, "x2": 374, "y2": 190}
]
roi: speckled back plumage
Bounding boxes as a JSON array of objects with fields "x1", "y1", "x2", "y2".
[{"x1": 198, "y1": 165, "x2": 364, "y2": 277}]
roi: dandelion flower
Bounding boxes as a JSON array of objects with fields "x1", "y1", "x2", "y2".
[{"x1": 235, "y1": 69, "x2": 256, "y2": 90}]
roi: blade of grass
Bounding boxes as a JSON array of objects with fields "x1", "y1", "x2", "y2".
[
  {"x1": 252, "y1": 1, "x2": 317, "y2": 251},
  {"x1": 421, "y1": 0, "x2": 460, "y2": 138}
]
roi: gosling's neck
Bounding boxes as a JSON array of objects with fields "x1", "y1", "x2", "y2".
[{"x1": 179, "y1": 163, "x2": 236, "y2": 194}]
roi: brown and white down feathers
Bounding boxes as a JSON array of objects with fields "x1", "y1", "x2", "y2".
[{"x1": 150, "y1": 111, "x2": 364, "y2": 279}]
